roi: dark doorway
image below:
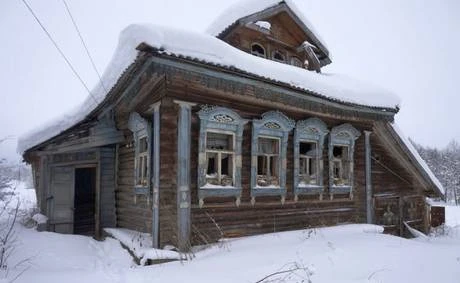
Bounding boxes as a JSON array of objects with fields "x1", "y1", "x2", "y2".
[{"x1": 74, "y1": 167, "x2": 96, "y2": 236}]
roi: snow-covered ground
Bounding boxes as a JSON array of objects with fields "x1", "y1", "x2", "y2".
[{"x1": 2, "y1": 185, "x2": 460, "y2": 283}]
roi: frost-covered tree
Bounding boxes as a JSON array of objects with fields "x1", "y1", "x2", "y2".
[{"x1": 412, "y1": 139, "x2": 460, "y2": 205}]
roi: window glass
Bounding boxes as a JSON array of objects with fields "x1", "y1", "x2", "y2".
[
  {"x1": 332, "y1": 145, "x2": 350, "y2": 186},
  {"x1": 256, "y1": 137, "x2": 280, "y2": 187},
  {"x1": 205, "y1": 132, "x2": 234, "y2": 186},
  {"x1": 251, "y1": 43, "x2": 266, "y2": 58},
  {"x1": 299, "y1": 141, "x2": 319, "y2": 185},
  {"x1": 272, "y1": 51, "x2": 285, "y2": 62}
]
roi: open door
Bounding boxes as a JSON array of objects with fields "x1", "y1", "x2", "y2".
[
  {"x1": 50, "y1": 166, "x2": 74, "y2": 233},
  {"x1": 74, "y1": 167, "x2": 96, "y2": 236}
]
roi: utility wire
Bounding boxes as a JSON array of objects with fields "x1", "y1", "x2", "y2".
[
  {"x1": 62, "y1": 0, "x2": 108, "y2": 93},
  {"x1": 21, "y1": 0, "x2": 98, "y2": 105}
]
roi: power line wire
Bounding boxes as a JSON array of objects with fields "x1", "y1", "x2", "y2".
[
  {"x1": 62, "y1": 0, "x2": 108, "y2": 93},
  {"x1": 21, "y1": 0, "x2": 98, "y2": 105}
]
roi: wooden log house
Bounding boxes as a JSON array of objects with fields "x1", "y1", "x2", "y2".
[{"x1": 19, "y1": 0, "x2": 444, "y2": 251}]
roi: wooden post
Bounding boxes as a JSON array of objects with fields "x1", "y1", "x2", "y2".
[
  {"x1": 151, "y1": 102, "x2": 161, "y2": 248},
  {"x1": 364, "y1": 131, "x2": 373, "y2": 224},
  {"x1": 174, "y1": 100, "x2": 196, "y2": 251}
]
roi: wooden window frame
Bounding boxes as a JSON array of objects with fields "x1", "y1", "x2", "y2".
[
  {"x1": 197, "y1": 106, "x2": 248, "y2": 207},
  {"x1": 256, "y1": 136, "x2": 280, "y2": 187},
  {"x1": 128, "y1": 112, "x2": 151, "y2": 203},
  {"x1": 251, "y1": 111, "x2": 294, "y2": 205},
  {"x1": 294, "y1": 118, "x2": 328, "y2": 201},
  {"x1": 251, "y1": 43, "x2": 266, "y2": 58},
  {"x1": 272, "y1": 50, "x2": 285, "y2": 63},
  {"x1": 328, "y1": 123, "x2": 360, "y2": 200},
  {"x1": 204, "y1": 131, "x2": 235, "y2": 187}
]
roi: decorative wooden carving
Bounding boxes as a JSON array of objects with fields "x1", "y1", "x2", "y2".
[
  {"x1": 128, "y1": 112, "x2": 151, "y2": 204},
  {"x1": 328, "y1": 123, "x2": 360, "y2": 200},
  {"x1": 251, "y1": 111, "x2": 294, "y2": 205},
  {"x1": 197, "y1": 105, "x2": 248, "y2": 207},
  {"x1": 293, "y1": 118, "x2": 329, "y2": 201}
]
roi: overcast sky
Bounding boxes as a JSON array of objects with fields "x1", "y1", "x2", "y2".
[{"x1": 0, "y1": 0, "x2": 459, "y2": 163}]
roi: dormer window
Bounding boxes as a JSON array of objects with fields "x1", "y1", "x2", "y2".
[
  {"x1": 272, "y1": 50, "x2": 285, "y2": 63},
  {"x1": 251, "y1": 43, "x2": 266, "y2": 58},
  {"x1": 291, "y1": 57, "x2": 303, "y2": 68}
]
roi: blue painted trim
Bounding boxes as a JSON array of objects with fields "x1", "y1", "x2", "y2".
[
  {"x1": 151, "y1": 103, "x2": 160, "y2": 248},
  {"x1": 197, "y1": 106, "x2": 248, "y2": 207},
  {"x1": 328, "y1": 123, "x2": 361, "y2": 199},
  {"x1": 293, "y1": 118, "x2": 329, "y2": 199},
  {"x1": 175, "y1": 100, "x2": 195, "y2": 251},
  {"x1": 199, "y1": 187, "x2": 242, "y2": 199},
  {"x1": 330, "y1": 185, "x2": 352, "y2": 194},
  {"x1": 251, "y1": 111, "x2": 294, "y2": 203}
]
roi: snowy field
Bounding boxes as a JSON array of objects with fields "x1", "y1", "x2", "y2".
[{"x1": 2, "y1": 184, "x2": 460, "y2": 283}]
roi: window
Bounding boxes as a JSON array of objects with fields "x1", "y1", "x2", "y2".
[
  {"x1": 137, "y1": 136, "x2": 149, "y2": 186},
  {"x1": 328, "y1": 123, "x2": 360, "y2": 199},
  {"x1": 332, "y1": 145, "x2": 350, "y2": 186},
  {"x1": 251, "y1": 43, "x2": 266, "y2": 58},
  {"x1": 291, "y1": 57, "x2": 303, "y2": 68},
  {"x1": 197, "y1": 106, "x2": 248, "y2": 207},
  {"x1": 294, "y1": 118, "x2": 328, "y2": 200},
  {"x1": 251, "y1": 111, "x2": 294, "y2": 205},
  {"x1": 205, "y1": 132, "x2": 234, "y2": 186},
  {"x1": 299, "y1": 142, "x2": 318, "y2": 185},
  {"x1": 272, "y1": 50, "x2": 285, "y2": 63},
  {"x1": 256, "y1": 137, "x2": 280, "y2": 187},
  {"x1": 128, "y1": 112, "x2": 151, "y2": 203}
]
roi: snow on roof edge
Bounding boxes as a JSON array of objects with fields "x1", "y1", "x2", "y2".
[
  {"x1": 206, "y1": 0, "x2": 330, "y2": 55},
  {"x1": 18, "y1": 24, "x2": 400, "y2": 154},
  {"x1": 391, "y1": 123, "x2": 445, "y2": 196},
  {"x1": 17, "y1": 25, "x2": 142, "y2": 155}
]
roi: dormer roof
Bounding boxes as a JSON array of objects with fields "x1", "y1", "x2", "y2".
[{"x1": 206, "y1": 0, "x2": 331, "y2": 67}]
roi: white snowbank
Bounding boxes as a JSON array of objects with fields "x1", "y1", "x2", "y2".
[
  {"x1": 104, "y1": 228, "x2": 182, "y2": 265},
  {"x1": 391, "y1": 123, "x2": 445, "y2": 195},
  {"x1": 18, "y1": 23, "x2": 400, "y2": 154},
  {"x1": 32, "y1": 213, "x2": 48, "y2": 224},
  {"x1": 8, "y1": 223, "x2": 460, "y2": 283},
  {"x1": 206, "y1": 0, "x2": 329, "y2": 52}
]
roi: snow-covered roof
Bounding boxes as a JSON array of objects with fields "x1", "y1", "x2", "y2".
[
  {"x1": 391, "y1": 123, "x2": 445, "y2": 196},
  {"x1": 206, "y1": 0, "x2": 329, "y2": 54},
  {"x1": 18, "y1": 24, "x2": 400, "y2": 154}
]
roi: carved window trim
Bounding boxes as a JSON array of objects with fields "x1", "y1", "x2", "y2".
[
  {"x1": 251, "y1": 43, "x2": 266, "y2": 58},
  {"x1": 251, "y1": 111, "x2": 294, "y2": 205},
  {"x1": 128, "y1": 112, "x2": 151, "y2": 203},
  {"x1": 294, "y1": 118, "x2": 329, "y2": 201},
  {"x1": 197, "y1": 106, "x2": 248, "y2": 207},
  {"x1": 328, "y1": 123, "x2": 360, "y2": 200}
]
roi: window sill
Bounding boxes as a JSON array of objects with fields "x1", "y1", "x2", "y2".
[
  {"x1": 134, "y1": 186, "x2": 149, "y2": 195},
  {"x1": 198, "y1": 186, "x2": 242, "y2": 208},
  {"x1": 330, "y1": 185, "x2": 352, "y2": 194},
  {"x1": 251, "y1": 186, "x2": 286, "y2": 197},
  {"x1": 198, "y1": 186, "x2": 241, "y2": 198},
  {"x1": 295, "y1": 185, "x2": 324, "y2": 195}
]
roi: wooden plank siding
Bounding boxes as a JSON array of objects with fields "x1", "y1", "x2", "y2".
[
  {"x1": 115, "y1": 135, "x2": 153, "y2": 232},
  {"x1": 158, "y1": 97, "x2": 179, "y2": 247},
  {"x1": 109, "y1": 59, "x2": 432, "y2": 248},
  {"x1": 99, "y1": 146, "x2": 117, "y2": 228}
]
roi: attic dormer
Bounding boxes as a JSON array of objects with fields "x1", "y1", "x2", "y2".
[{"x1": 207, "y1": 0, "x2": 331, "y2": 73}]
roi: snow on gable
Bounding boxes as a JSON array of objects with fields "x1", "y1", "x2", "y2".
[
  {"x1": 206, "y1": 0, "x2": 329, "y2": 52},
  {"x1": 18, "y1": 24, "x2": 400, "y2": 154},
  {"x1": 391, "y1": 123, "x2": 445, "y2": 196}
]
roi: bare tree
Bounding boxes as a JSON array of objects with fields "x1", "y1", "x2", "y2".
[{"x1": 0, "y1": 138, "x2": 30, "y2": 282}]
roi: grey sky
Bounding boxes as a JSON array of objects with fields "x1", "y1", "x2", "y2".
[{"x1": 0, "y1": 0, "x2": 459, "y2": 163}]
